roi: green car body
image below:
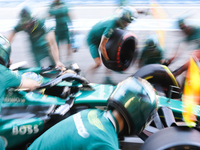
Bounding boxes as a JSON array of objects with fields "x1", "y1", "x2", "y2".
[{"x1": 1, "y1": 66, "x2": 200, "y2": 149}]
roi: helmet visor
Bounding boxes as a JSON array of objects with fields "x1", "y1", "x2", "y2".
[{"x1": 108, "y1": 77, "x2": 157, "y2": 135}]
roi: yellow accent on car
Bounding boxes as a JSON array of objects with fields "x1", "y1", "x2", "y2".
[
  {"x1": 162, "y1": 65, "x2": 179, "y2": 87},
  {"x1": 144, "y1": 76, "x2": 153, "y2": 80}
]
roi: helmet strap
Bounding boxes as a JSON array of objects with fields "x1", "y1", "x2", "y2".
[
  {"x1": 117, "y1": 19, "x2": 125, "y2": 29},
  {"x1": 7, "y1": 59, "x2": 11, "y2": 68},
  {"x1": 0, "y1": 57, "x2": 5, "y2": 66},
  {"x1": 106, "y1": 110, "x2": 119, "y2": 134}
]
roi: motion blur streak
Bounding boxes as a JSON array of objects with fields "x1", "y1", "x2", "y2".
[
  {"x1": 150, "y1": 0, "x2": 168, "y2": 50},
  {"x1": 182, "y1": 57, "x2": 200, "y2": 127}
]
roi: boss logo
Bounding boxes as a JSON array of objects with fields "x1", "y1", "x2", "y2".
[{"x1": 12, "y1": 125, "x2": 39, "y2": 135}]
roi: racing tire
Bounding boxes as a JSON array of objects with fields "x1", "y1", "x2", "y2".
[
  {"x1": 102, "y1": 28, "x2": 137, "y2": 71},
  {"x1": 134, "y1": 64, "x2": 181, "y2": 99},
  {"x1": 141, "y1": 126, "x2": 200, "y2": 150}
]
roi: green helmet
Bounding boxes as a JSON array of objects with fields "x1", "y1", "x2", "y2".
[
  {"x1": 19, "y1": 7, "x2": 32, "y2": 23},
  {"x1": 178, "y1": 18, "x2": 185, "y2": 27},
  {"x1": 0, "y1": 34, "x2": 11, "y2": 67},
  {"x1": 116, "y1": 6, "x2": 138, "y2": 23},
  {"x1": 107, "y1": 76, "x2": 158, "y2": 135},
  {"x1": 145, "y1": 38, "x2": 156, "y2": 49}
]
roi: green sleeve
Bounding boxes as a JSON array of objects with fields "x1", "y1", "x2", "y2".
[
  {"x1": 49, "y1": 4, "x2": 54, "y2": 15},
  {"x1": 3, "y1": 68, "x2": 21, "y2": 88},
  {"x1": 140, "y1": 47, "x2": 148, "y2": 59},
  {"x1": 103, "y1": 28, "x2": 114, "y2": 39},
  {"x1": 14, "y1": 21, "x2": 24, "y2": 32},
  {"x1": 103, "y1": 27, "x2": 114, "y2": 38},
  {"x1": 103, "y1": 21, "x2": 116, "y2": 39},
  {"x1": 49, "y1": 4, "x2": 57, "y2": 15},
  {"x1": 63, "y1": 5, "x2": 69, "y2": 14}
]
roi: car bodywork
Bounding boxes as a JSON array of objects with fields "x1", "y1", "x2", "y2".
[{"x1": 1, "y1": 66, "x2": 200, "y2": 149}]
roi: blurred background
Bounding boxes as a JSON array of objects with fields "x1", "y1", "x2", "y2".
[
  {"x1": 1, "y1": 0, "x2": 200, "y2": 84},
  {"x1": 1, "y1": 1, "x2": 200, "y2": 149}
]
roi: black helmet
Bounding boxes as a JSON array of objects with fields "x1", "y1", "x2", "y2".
[
  {"x1": 107, "y1": 76, "x2": 158, "y2": 135},
  {"x1": 0, "y1": 34, "x2": 11, "y2": 67}
]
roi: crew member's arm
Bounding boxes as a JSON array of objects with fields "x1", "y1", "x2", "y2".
[
  {"x1": 7, "y1": 20, "x2": 23, "y2": 43},
  {"x1": 160, "y1": 59, "x2": 165, "y2": 64},
  {"x1": 19, "y1": 79, "x2": 41, "y2": 91},
  {"x1": 7, "y1": 31, "x2": 16, "y2": 43},
  {"x1": 169, "y1": 41, "x2": 188, "y2": 63},
  {"x1": 5, "y1": 68, "x2": 41, "y2": 91},
  {"x1": 99, "y1": 35, "x2": 109, "y2": 60},
  {"x1": 46, "y1": 31, "x2": 65, "y2": 69}
]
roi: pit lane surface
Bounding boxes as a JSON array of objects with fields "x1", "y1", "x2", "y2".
[
  {"x1": 0, "y1": 2, "x2": 199, "y2": 150},
  {"x1": 1, "y1": 4, "x2": 196, "y2": 84}
]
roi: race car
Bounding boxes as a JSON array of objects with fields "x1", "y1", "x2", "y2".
[{"x1": 1, "y1": 64, "x2": 200, "y2": 150}]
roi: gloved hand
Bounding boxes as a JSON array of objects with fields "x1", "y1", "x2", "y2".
[{"x1": 162, "y1": 59, "x2": 171, "y2": 66}]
